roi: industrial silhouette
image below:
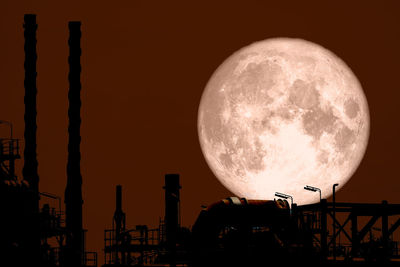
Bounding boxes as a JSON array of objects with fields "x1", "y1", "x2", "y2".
[
  {"x1": 2, "y1": 14, "x2": 400, "y2": 267},
  {"x1": 0, "y1": 14, "x2": 96, "y2": 267},
  {"x1": 65, "y1": 20, "x2": 84, "y2": 267}
]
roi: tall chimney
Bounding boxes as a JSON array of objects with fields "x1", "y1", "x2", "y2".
[
  {"x1": 114, "y1": 185, "x2": 126, "y2": 235},
  {"x1": 113, "y1": 185, "x2": 126, "y2": 264},
  {"x1": 64, "y1": 21, "x2": 83, "y2": 267},
  {"x1": 23, "y1": 14, "x2": 39, "y2": 198},
  {"x1": 164, "y1": 174, "x2": 181, "y2": 267},
  {"x1": 23, "y1": 13, "x2": 40, "y2": 266}
]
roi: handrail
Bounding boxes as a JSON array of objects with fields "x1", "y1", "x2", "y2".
[
  {"x1": 84, "y1": 251, "x2": 98, "y2": 267},
  {"x1": 0, "y1": 139, "x2": 20, "y2": 156}
]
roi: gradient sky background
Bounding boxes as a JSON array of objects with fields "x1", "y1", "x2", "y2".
[{"x1": 1, "y1": 0, "x2": 400, "y2": 261}]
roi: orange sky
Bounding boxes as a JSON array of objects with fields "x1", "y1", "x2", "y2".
[{"x1": 1, "y1": 0, "x2": 400, "y2": 261}]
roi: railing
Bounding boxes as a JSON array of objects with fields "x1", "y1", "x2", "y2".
[
  {"x1": 84, "y1": 251, "x2": 98, "y2": 267},
  {"x1": 49, "y1": 248, "x2": 98, "y2": 267},
  {"x1": 0, "y1": 139, "x2": 20, "y2": 158},
  {"x1": 104, "y1": 225, "x2": 164, "y2": 265},
  {"x1": 104, "y1": 229, "x2": 114, "y2": 264}
]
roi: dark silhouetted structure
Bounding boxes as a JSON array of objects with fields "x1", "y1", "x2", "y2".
[
  {"x1": 103, "y1": 175, "x2": 190, "y2": 266},
  {"x1": 102, "y1": 183, "x2": 400, "y2": 267},
  {"x1": 23, "y1": 14, "x2": 39, "y2": 195},
  {"x1": 164, "y1": 174, "x2": 181, "y2": 267},
  {"x1": 191, "y1": 197, "x2": 293, "y2": 266},
  {"x1": 113, "y1": 185, "x2": 126, "y2": 264},
  {"x1": 0, "y1": 15, "x2": 97, "y2": 267},
  {"x1": 6, "y1": 12, "x2": 400, "y2": 267},
  {"x1": 297, "y1": 199, "x2": 400, "y2": 263},
  {"x1": 22, "y1": 14, "x2": 41, "y2": 267},
  {"x1": 65, "y1": 21, "x2": 84, "y2": 267}
]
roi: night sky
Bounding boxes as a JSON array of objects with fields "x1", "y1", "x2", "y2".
[{"x1": 1, "y1": 0, "x2": 400, "y2": 261}]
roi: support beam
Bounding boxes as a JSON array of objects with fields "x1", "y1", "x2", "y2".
[
  {"x1": 328, "y1": 213, "x2": 352, "y2": 246},
  {"x1": 382, "y1": 201, "x2": 389, "y2": 261},
  {"x1": 320, "y1": 199, "x2": 328, "y2": 260},
  {"x1": 351, "y1": 212, "x2": 358, "y2": 258},
  {"x1": 297, "y1": 201, "x2": 400, "y2": 261},
  {"x1": 388, "y1": 218, "x2": 400, "y2": 236},
  {"x1": 358, "y1": 215, "x2": 380, "y2": 242}
]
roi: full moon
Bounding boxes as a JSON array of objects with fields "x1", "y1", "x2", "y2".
[{"x1": 198, "y1": 38, "x2": 369, "y2": 205}]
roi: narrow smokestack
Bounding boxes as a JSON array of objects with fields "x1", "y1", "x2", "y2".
[
  {"x1": 23, "y1": 14, "x2": 39, "y2": 194},
  {"x1": 113, "y1": 185, "x2": 126, "y2": 264},
  {"x1": 65, "y1": 21, "x2": 83, "y2": 267},
  {"x1": 23, "y1": 13, "x2": 40, "y2": 266},
  {"x1": 116, "y1": 185, "x2": 122, "y2": 214},
  {"x1": 164, "y1": 174, "x2": 181, "y2": 267}
]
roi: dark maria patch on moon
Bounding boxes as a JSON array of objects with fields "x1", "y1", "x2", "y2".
[
  {"x1": 344, "y1": 98, "x2": 360, "y2": 119},
  {"x1": 317, "y1": 149, "x2": 330, "y2": 164},
  {"x1": 229, "y1": 60, "x2": 280, "y2": 104},
  {"x1": 334, "y1": 125, "x2": 355, "y2": 150},
  {"x1": 289, "y1": 79, "x2": 320, "y2": 109},
  {"x1": 219, "y1": 152, "x2": 234, "y2": 169},
  {"x1": 302, "y1": 106, "x2": 337, "y2": 139}
]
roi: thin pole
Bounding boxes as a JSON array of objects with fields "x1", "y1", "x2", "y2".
[{"x1": 333, "y1": 183, "x2": 339, "y2": 261}]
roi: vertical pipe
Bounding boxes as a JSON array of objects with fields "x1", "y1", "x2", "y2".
[
  {"x1": 116, "y1": 185, "x2": 122, "y2": 212},
  {"x1": 320, "y1": 199, "x2": 328, "y2": 261},
  {"x1": 113, "y1": 185, "x2": 126, "y2": 264},
  {"x1": 65, "y1": 21, "x2": 83, "y2": 267},
  {"x1": 9, "y1": 139, "x2": 15, "y2": 180},
  {"x1": 139, "y1": 229, "x2": 144, "y2": 265},
  {"x1": 23, "y1": 13, "x2": 40, "y2": 266},
  {"x1": 351, "y1": 212, "x2": 358, "y2": 259},
  {"x1": 382, "y1": 200, "x2": 389, "y2": 261},
  {"x1": 164, "y1": 174, "x2": 181, "y2": 267},
  {"x1": 332, "y1": 183, "x2": 339, "y2": 261},
  {"x1": 104, "y1": 231, "x2": 107, "y2": 265}
]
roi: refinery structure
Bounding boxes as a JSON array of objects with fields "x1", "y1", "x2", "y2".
[{"x1": 3, "y1": 14, "x2": 400, "y2": 267}]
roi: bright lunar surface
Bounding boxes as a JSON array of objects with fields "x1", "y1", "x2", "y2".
[{"x1": 198, "y1": 38, "x2": 369, "y2": 205}]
